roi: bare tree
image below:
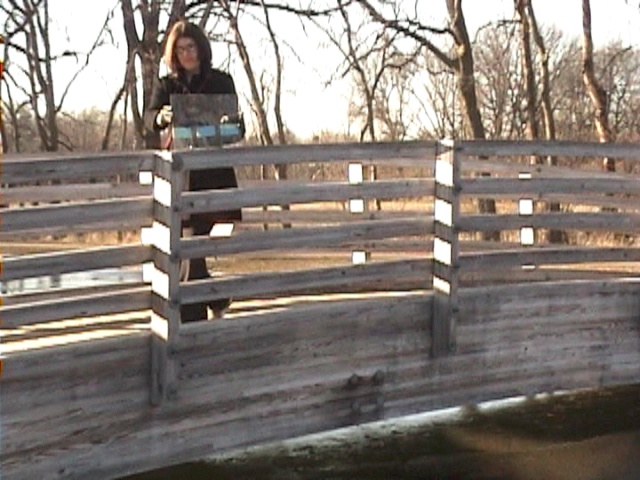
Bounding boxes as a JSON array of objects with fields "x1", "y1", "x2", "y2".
[
  {"x1": 550, "y1": 38, "x2": 594, "y2": 139},
  {"x1": 353, "y1": 0, "x2": 497, "y2": 237},
  {"x1": 515, "y1": 0, "x2": 539, "y2": 151},
  {"x1": 581, "y1": 0, "x2": 615, "y2": 171},
  {"x1": 355, "y1": 0, "x2": 486, "y2": 139},
  {"x1": 0, "y1": 33, "x2": 7, "y2": 152},
  {"x1": 259, "y1": 0, "x2": 286, "y2": 145},
  {"x1": 373, "y1": 51, "x2": 420, "y2": 141},
  {"x1": 216, "y1": 0, "x2": 273, "y2": 145},
  {"x1": 595, "y1": 43, "x2": 638, "y2": 143},
  {"x1": 1, "y1": 0, "x2": 109, "y2": 151},
  {"x1": 121, "y1": 0, "x2": 165, "y2": 149},
  {"x1": 526, "y1": 1, "x2": 556, "y2": 146},
  {"x1": 417, "y1": 55, "x2": 459, "y2": 138},
  {"x1": 474, "y1": 23, "x2": 522, "y2": 140}
]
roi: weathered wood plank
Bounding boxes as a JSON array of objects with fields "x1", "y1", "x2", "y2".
[
  {"x1": 179, "y1": 140, "x2": 437, "y2": 170},
  {"x1": 240, "y1": 208, "x2": 433, "y2": 224},
  {"x1": 1, "y1": 327, "x2": 148, "y2": 369},
  {"x1": 3, "y1": 279, "x2": 640, "y2": 480},
  {"x1": 461, "y1": 267, "x2": 630, "y2": 286},
  {"x1": 460, "y1": 176, "x2": 640, "y2": 196},
  {"x1": 2, "y1": 151, "x2": 154, "y2": 184},
  {"x1": 180, "y1": 218, "x2": 433, "y2": 259},
  {"x1": 1, "y1": 245, "x2": 151, "y2": 281},
  {"x1": 2, "y1": 282, "x2": 147, "y2": 306},
  {"x1": 181, "y1": 179, "x2": 433, "y2": 215},
  {"x1": 459, "y1": 277, "x2": 640, "y2": 318},
  {"x1": 529, "y1": 194, "x2": 640, "y2": 211},
  {"x1": 3, "y1": 365, "x2": 148, "y2": 426},
  {"x1": 459, "y1": 246, "x2": 640, "y2": 271},
  {"x1": 457, "y1": 140, "x2": 640, "y2": 161},
  {"x1": 0, "y1": 197, "x2": 153, "y2": 235},
  {"x1": 180, "y1": 259, "x2": 430, "y2": 304},
  {"x1": 1, "y1": 182, "x2": 151, "y2": 204},
  {"x1": 458, "y1": 212, "x2": 640, "y2": 233},
  {"x1": 462, "y1": 157, "x2": 619, "y2": 178},
  {"x1": 0, "y1": 286, "x2": 151, "y2": 327}
]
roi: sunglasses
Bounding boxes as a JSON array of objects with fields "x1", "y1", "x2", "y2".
[{"x1": 176, "y1": 43, "x2": 197, "y2": 55}]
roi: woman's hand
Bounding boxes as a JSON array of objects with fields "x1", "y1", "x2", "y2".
[{"x1": 156, "y1": 105, "x2": 173, "y2": 128}]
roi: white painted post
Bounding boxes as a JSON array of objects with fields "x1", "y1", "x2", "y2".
[
  {"x1": 431, "y1": 140, "x2": 460, "y2": 357},
  {"x1": 150, "y1": 151, "x2": 184, "y2": 405}
]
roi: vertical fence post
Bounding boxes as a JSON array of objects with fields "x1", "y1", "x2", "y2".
[
  {"x1": 348, "y1": 162, "x2": 369, "y2": 264},
  {"x1": 150, "y1": 151, "x2": 184, "y2": 405},
  {"x1": 431, "y1": 139, "x2": 460, "y2": 357}
]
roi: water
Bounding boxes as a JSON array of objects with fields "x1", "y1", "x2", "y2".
[{"x1": 124, "y1": 384, "x2": 640, "y2": 480}]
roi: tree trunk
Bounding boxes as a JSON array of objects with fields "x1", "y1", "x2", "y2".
[
  {"x1": 526, "y1": 0, "x2": 565, "y2": 244},
  {"x1": 446, "y1": 0, "x2": 485, "y2": 140},
  {"x1": 526, "y1": 1, "x2": 556, "y2": 147},
  {"x1": 515, "y1": 1, "x2": 538, "y2": 152},
  {"x1": 0, "y1": 35, "x2": 5, "y2": 153},
  {"x1": 260, "y1": 0, "x2": 291, "y2": 226},
  {"x1": 581, "y1": 0, "x2": 614, "y2": 171},
  {"x1": 219, "y1": 0, "x2": 273, "y2": 145},
  {"x1": 121, "y1": 0, "x2": 163, "y2": 149},
  {"x1": 446, "y1": 0, "x2": 497, "y2": 240}
]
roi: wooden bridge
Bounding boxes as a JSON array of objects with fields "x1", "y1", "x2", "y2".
[{"x1": 1, "y1": 140, "x2": 639, "y2": 479}]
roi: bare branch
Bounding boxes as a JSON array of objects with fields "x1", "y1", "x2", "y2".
[{"x1": 355, "y1": 0, "x2": 456, "y2": 69}]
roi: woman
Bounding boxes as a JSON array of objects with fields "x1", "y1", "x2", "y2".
[{"x1": 146, "y1": 20, "x2": 242, "y2": 322}]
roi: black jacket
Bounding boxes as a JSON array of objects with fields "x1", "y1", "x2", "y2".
[
  {"x1": 146, "y1": 67, "x2": 242, "y2": 224},
  {"x1": 145, "y1": 68, "x2": 237, "y2": 132}
]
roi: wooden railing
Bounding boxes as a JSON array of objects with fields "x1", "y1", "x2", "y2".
[
  {"x1": 0, "y1": 141, "x2": 436, "y2": 363},
  {"x1": 1, "y1": 151, "x2": 154, "y2": 330},
  {"x1": 146, "y1": 142, "x2": 435, "y2": 403},
  {"x1": 432, "y1": 140, "x2": 640, "y2": 356},
  {"x1": 2, "y1": 140, "x2": 640, "y2": 479},
  {"x1": 3, "y1": 140, "x2": 640, "y2": 362},
  {"x1": 3, "y1": 140, "x2": 640, "y2": 378}
]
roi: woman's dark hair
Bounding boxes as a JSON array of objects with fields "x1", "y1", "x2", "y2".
[{"x1": 163, "y1": 20, "x2": 212, "y2": 74}]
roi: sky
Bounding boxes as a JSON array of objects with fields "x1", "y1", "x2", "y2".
[{"x1": 13, "y1": 0, "x2": 640, "y2": 139}]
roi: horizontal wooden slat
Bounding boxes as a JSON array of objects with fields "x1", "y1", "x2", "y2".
[
  {"x1": 241, "y1": 208, "x2": 433, "y2": 224},
  {"x1": 462, "y1": 158, "x2": 623, "y2": 178},
  {"x1": 528, "y1": 194, "x2": 640, "y2": 211},
  {"x1": 457, "y1": 140, "x2": 640, "y2": 161},
  {"x1": 181, "y1": 179, "x2": 433, "y2": 214},
  {"x1": 180, "y1": 218, "x2": 433, "y2": 259},
  {"x1": 2, "y1": 151, "x2": 154, "y2": 184},
  {"x1": 177, "y1": 140, "x2": 437, "y2": 170},
  {"x1": 0, "y1": 286, "x2": 151, "y2": 328},
  {"x1": 220, "y1": 239, "x2": 432, "y2": 254},
  {"x1": 1, "y1": 245, "x2": 151, "y2": 281},
  {"x1": 1, "y1": 183, "x2": 151, "y2": 204},
  {"x1": 458, "y1": 212, "x2": 640, "y2": 233},
  {"x1": 461, "y1": 276, "x2": 640, "y2": 307},
  {"x1": 2, "y1": 282, "x2": 148, "y2": 307},
  {"x1": 462, "y1": 267, "x2": 628, "y2": 286},
  {"x1": 181, "y1": 259, "x2": 430, "y2": 304},
  {"x1": 0, "y1": 197, "x2": 152, "y2": 235},
  {"x1": 460, "y1": 177, "x2": 640, "y2": 196},
  {"x1": 459, "y1": 246, "x2": 640, "y2": 272}
]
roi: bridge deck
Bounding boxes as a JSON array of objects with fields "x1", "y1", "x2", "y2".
[{"x1": 3, "y1": 279, "x2": 640, "y2": 480}]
